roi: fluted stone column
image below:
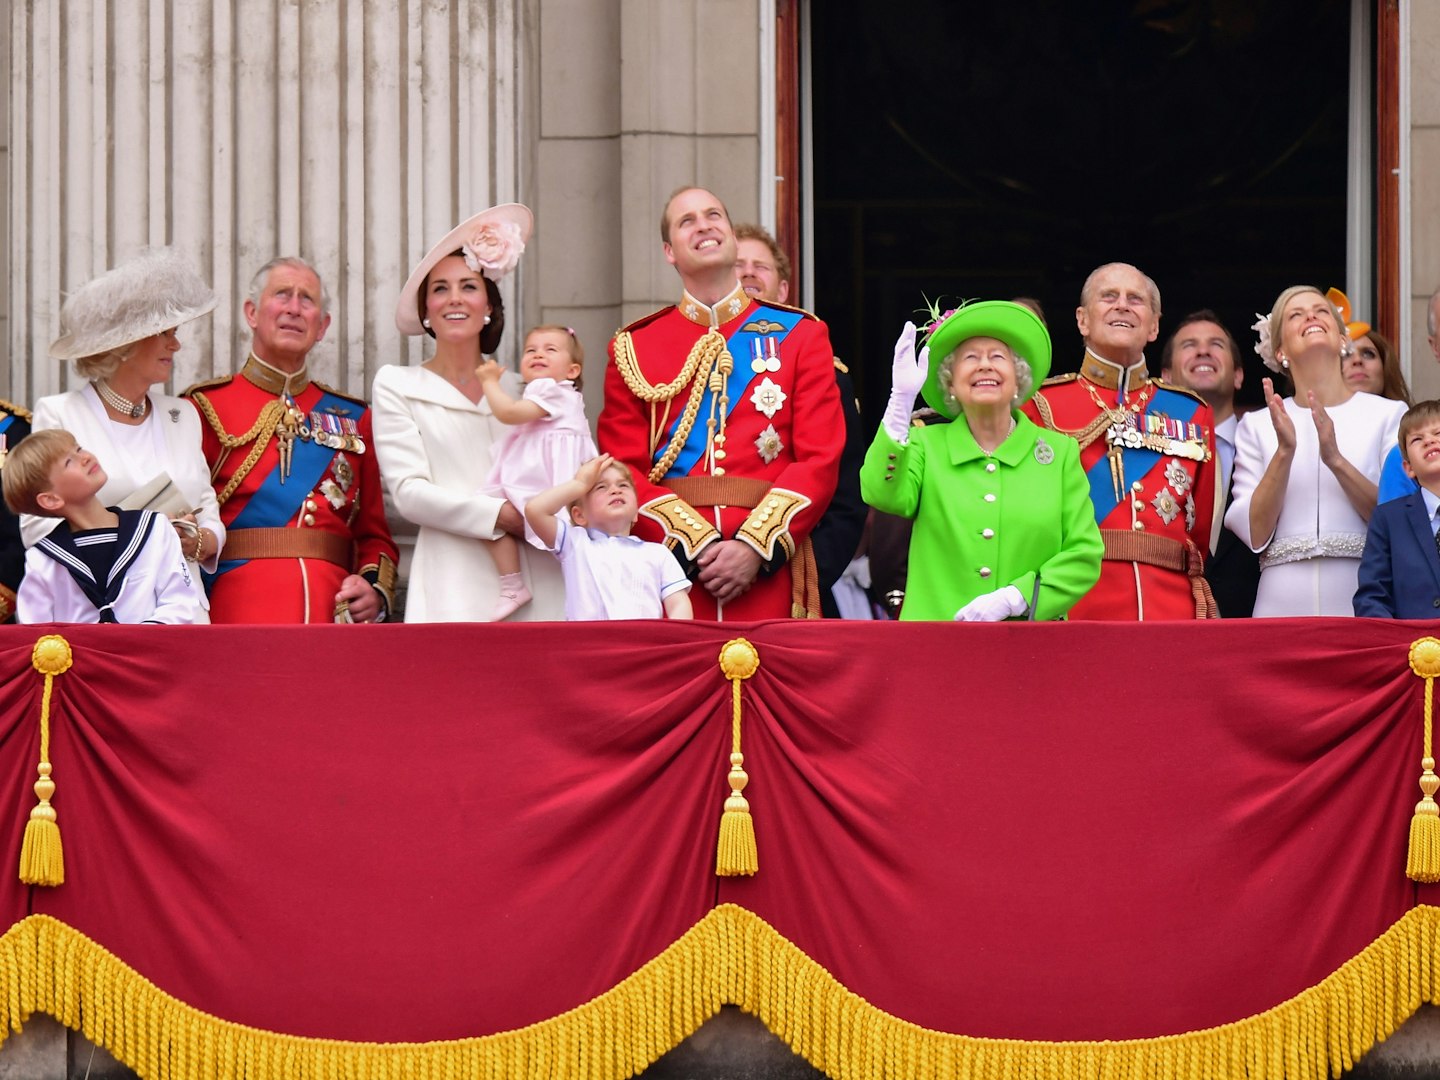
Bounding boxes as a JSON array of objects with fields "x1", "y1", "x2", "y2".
[
  {"x1": 1410, "y1": 1, "x2": 1440, "y2": 398},
  {"x1": 530, "y1": 0, "x2": 762, "y2": 422},
  {"x1": 6, "y1": 0, "x2": 528, "y2": 407}
]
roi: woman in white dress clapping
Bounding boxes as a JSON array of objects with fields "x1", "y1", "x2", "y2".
[{"x1": 1226, "y1": 285, "x2": 1406, "y2": 616}]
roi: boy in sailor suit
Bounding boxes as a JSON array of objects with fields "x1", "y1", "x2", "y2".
[{"x1": 3, "y1": 430, "x2": 198, "y2": 624}]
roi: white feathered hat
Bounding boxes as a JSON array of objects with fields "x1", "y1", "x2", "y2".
[{"x1": 49, "y1": 247, "x2": 218, "y2": 361}]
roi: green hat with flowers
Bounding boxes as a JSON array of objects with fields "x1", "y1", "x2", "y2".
[{"x1": 920, "y1": 300, "x2": 1052, "y2": 418}]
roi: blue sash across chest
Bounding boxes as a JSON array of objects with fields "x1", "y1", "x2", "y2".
[
  {"x1": 214, "y1": 389, "x2": 358, "y2": 580},
  {"x1": 662, "y1": 306, "x2": 803, "y2": 479},
  {"x1": 1085, "y1": 386, "x2": 1202, "y2": 520}
]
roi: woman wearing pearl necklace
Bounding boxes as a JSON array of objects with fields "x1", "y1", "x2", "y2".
[{"x1": 25, "y1": 247, "x2": 224, "y2": 621}]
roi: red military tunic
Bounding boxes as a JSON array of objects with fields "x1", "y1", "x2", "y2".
[
  {"x1": 186, "y1": 355, "x2": 398, "y2": 623},
  {"x1": 1023, "y1": 351, "x2": 1216, "y2": 620},
  {"x1": 599, "y1": 283, "x2": 844, "y2": 620}
]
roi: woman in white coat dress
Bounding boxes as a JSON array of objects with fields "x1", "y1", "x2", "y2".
[
  {"x1": 373, "y1": 204, "x2": 564, "y2": 621},
  {"x1": 1226, "y1": 285, "x2": 1406, "y2": 616},
  {"x1": 26, "y1": 248, "x2": 224, "y2": 621}
]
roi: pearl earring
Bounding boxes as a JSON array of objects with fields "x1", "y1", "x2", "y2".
[
  {"x1": 422, "y1": 318, "x2": 431, "y2": 329},
  {"x1": 483, "y1": 315, "x2": 492, "y2": 325},
  {"x1": 1280, "y1": 356, "x2": 1290, "y2": 370}
]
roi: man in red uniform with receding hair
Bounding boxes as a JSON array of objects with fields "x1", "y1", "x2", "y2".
[
  {"x1": 598, "y1": 188, "x2": 843, "y2": 620},
  {"x1": 185, "y1": 257, "x2": 397, "y2": 623},
  {"x1": 1023, "y1": 262, "x2": 1216, "y2": 619}
]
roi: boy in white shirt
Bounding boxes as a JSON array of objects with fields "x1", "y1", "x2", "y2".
[
  {"x1": 525, "y1": 454, "x2": 693, "y2": 620},
  {"x1": 3, "y1": 429, "x2": 198, "y2": 624}
]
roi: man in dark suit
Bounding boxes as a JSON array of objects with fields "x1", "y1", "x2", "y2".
[
  {"x1": 1355, "y1": 400, "x2": 1440, "y2": 619},
  {"x1": 1160, "y1": 311, "x2": 1260, "y2": 617}
]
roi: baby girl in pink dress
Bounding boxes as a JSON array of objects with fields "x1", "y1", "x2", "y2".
[{"x1": 477, "y1": 325, "x2": 597, "y2": 618}]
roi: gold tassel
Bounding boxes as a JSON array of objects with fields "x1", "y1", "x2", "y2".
[
  {"x1": 20, "y1": 635, "x2": 73, "y2": 887},
  {"x1": 1406, "y1": 638, "x2": 1440, "y2": 882},
  {"x1": 716, "y1": 638, "x2": 760, "y2": 877}
]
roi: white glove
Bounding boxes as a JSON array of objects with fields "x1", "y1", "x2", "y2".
[
  {"x1": 882, "y1": 321, "x2": 929, "y2": 443},
  {"x1": 953, "y1": 585, "x2": 1027, "y2": 622}
]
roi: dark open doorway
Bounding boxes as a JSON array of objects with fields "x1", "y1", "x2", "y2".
[{"x1": 809, "y1": 0, "x2": 1357, "y2": 423}]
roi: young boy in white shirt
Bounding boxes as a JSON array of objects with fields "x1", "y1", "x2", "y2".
[
  {"x1": 2, "y1": 429, "x2": 199, "y2": 624},
  {"x1": 525, "y1": 454, "x2": 693, "y2": 620}
]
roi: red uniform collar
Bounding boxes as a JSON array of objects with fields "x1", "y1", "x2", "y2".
[
  {"x1": 1079, "y1": 349, "x2": 1148, "y2": 395},
  {"x1": 677, "y1": 283, "x2": 751, "y2": 329},
  {"x1": 241, "y1": 353, "x2": 311, "y2": 397}
]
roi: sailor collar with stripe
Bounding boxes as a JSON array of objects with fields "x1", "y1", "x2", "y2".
[
  {"x1": 35, "y1": 509, "x2": 158, "y2": 622},
  {"x1": 241, "y1": 353, "x2": 311, "y2": 397},
  {"x1": 678, "y1": 282, "x2": 751, "y2": 329},
  {"x1": 1079, "y1": 349, "x2": 1149, "y2": 395}
]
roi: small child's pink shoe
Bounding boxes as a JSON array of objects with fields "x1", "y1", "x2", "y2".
[{"x1": 492, "y1": 574, "x2": 532, "y2": 621}]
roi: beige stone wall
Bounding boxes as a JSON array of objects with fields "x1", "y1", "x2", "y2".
[
  {"x1": 0, "y1": 11, "x2": 7, "y2": 404},
  {"x1": 1410, "y1": 2, "x2": 1440, "y2": 398},
  {"x1": 530, "y1": 0, "x2": 761, "y2": 423},
  {"x1": 5, "y1": 0, "x2": 529, "y2": 406},
  {"x1": 1, "y1": 0, "x2": 763, "y2": 426}
]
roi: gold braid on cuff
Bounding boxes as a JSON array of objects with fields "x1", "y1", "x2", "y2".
[
  {"x1": 361, "y1": 555, "x2": 399, "y2": 609},
  {"x1": 638, "y1": 494, "x2": 721, "y2": 561},
  {"x1": 736, "y1": 488, "x2": 811, "y2": 562}
]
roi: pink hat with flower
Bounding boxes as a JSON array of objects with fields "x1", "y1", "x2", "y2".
[{"x1": 395, "y1": 203, "x2": 532, "y2": 336}]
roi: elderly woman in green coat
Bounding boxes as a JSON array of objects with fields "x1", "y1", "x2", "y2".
[{"x1": 860, "y1": 301, "x2": 1102, "y2": 621}]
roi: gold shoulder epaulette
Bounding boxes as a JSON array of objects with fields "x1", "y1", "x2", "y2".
[
  {"x1": 312, "y1": 380, "x2": 370, "y2": 411},
  {"x1": 763, "y1": 299, "x2": 819, "y2": 322},
  {"x1": 0, "y1": 399, "x2": 32, "y2": 422},
  {"x1": 1041, "y1": 372, "x2": 1080, "y2": 387},
  {"x1": 1151, "y1": 379, "x2": 1208, "y2": 407},
  {"x1": 832, "y1": 357, "x2": 850, "y2": 375},
  {"x1": 617, "y1": 306, "x2": 673, "y2": 335},
  {"x1": 181, "y1": 375, "x2": 235, "y2": 397}
]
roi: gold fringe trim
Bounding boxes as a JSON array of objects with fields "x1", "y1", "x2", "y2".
[
  {"x1": 1408, "y1": 638, "x2": 1440, "y2": 882},
  {"x1": 2, "y1": 904, "x2": 1440, "y2": 1080},
  {"x1": 19, "y1": 636, "x2": 73, "y2": 887}
]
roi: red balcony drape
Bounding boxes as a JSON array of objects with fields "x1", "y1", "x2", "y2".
[{"x1": 0, "y1": 618, "x2": 1433, "y2": 1078}]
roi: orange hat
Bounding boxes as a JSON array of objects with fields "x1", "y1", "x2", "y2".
[{"x1": 1325, "y1": 287, "x2": 1370, "y2": 341}]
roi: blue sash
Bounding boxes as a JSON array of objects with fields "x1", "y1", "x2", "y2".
[
  {"x1": 213, "y1": 389, "x2": 357, "y2": 580},
  {"x1": 0, "y1": 414, "x2": 15, "y2": 437},
  {"x1": 662, "y1": 306, "x2": 803, "y2": 479},
  {"x1": 1086, "y1": 387, "x2": 1203, "y2": 521}
]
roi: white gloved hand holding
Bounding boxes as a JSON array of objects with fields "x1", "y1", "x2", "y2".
[
  {"x1": 881, "y1": 321, "x2": 929, "y2": 443},
  {"x1": 953, "y1": 585, "x2": 1027, "y2": 622}
]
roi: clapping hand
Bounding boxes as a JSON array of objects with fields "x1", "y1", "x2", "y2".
[
  {"x1": 1262, "y1": 378, "x2": 1296, "y2": 455},
  {"x1": 1308, "y1": 390, "x2": 1341, "y2": 467}
]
